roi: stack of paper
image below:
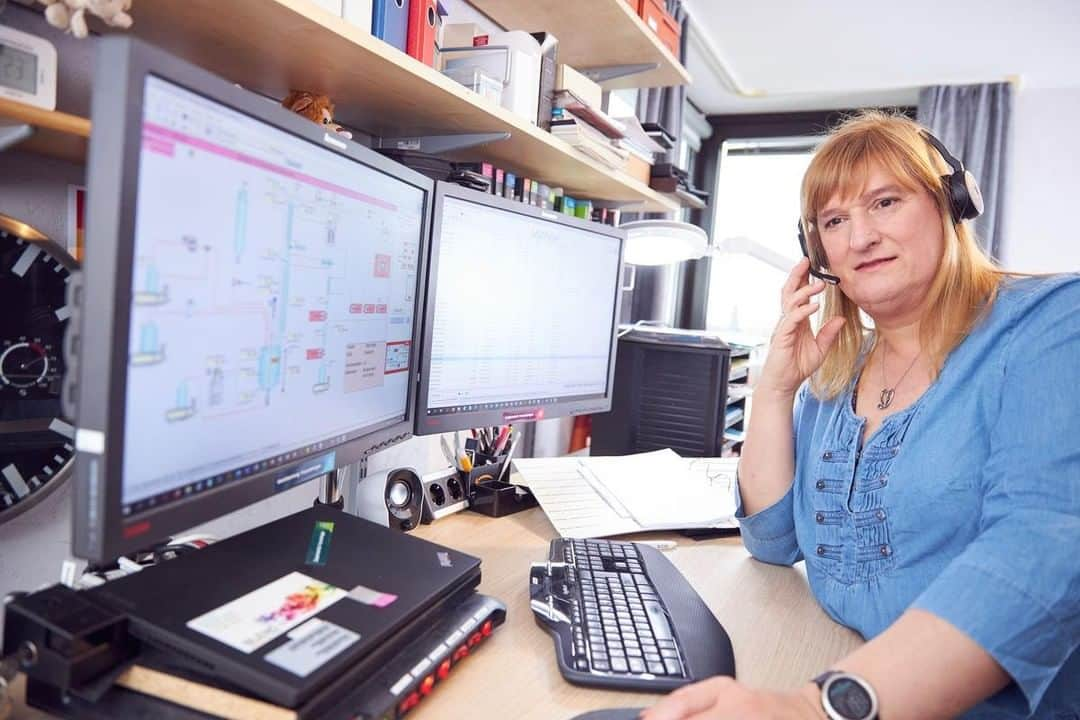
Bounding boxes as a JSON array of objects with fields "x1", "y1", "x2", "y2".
[{"x1": 512, "y1": 449, "x2": 739, "y2": 539}]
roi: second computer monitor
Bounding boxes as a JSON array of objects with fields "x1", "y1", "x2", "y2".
[{"x1": 415, "y1": 184, "x2": 625, "y2": 435}]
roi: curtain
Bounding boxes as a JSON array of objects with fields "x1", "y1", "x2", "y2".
[{"x1": 917, "y1": 83, "x2": 1012, "y2": 259}]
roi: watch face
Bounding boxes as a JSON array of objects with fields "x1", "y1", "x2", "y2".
[
  {"x1": 0, "y1": 215, "x2": 78, "y2": 523},
  {"x1": 826, "y1": 676, "x2": 875, "y2": 719}
]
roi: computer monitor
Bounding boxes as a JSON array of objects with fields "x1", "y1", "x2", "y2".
[
  {"x1": 414, "y1": 184, "x2": 625, "y2": 435},
  {"x1": 71, "y1": 38, "x2": 432, "y2": 563}
]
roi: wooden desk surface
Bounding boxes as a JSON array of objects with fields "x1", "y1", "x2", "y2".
[{"x1": 9, "y1": 508, "x2": 862, "y2": 719}]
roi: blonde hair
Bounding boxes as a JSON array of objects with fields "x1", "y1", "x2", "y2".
[{"x1": 800, "y1": 110, "x2": 1002, "y2": 399}]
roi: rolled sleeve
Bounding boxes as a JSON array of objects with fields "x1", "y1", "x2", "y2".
[
  {"x1": 735, "y1": 478, "x2": 802, "y2": 565},
  {"x1": 912, "y1": 278, "x2": 1080, "y2": 712},
  {"x1": 734, "y1": 385, "x2": 808, "y2": 566}
]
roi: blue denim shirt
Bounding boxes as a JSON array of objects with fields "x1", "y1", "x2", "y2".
[{"x1": 736, "y1": 275, "x2": 1080, "y2": 719}]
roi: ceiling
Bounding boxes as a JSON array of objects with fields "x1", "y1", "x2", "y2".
[{"x1": 681, "y1": 0, "x2": 1080, "y2": 116}]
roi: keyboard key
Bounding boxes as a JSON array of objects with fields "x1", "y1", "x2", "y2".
[
  {"x1": 611, "y1": 658, "x2": 629, "y2": 673},
  {"x1": 663, "y1": 658, "x2": 682, "y2": 676},
  {"x1": 629, "y1": 658, "x2": 646, "y2": 674},
  {"x1": 648, "y1": 661, "x2": 667, "y2": 675}
]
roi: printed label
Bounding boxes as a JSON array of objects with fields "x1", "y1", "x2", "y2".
[{"x1": 187, "y1": 572, "x2": 347, "y2": 653}]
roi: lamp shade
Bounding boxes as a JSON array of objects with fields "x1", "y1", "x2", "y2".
[{"x1": 620, "y1": 220, "x2": 709, "y2": 266}]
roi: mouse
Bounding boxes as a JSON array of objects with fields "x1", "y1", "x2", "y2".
[{"x1": 567, "y1": 709, "x2": 645, "y2": 720}]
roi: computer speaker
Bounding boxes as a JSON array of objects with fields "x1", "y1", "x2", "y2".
[{"x1": 351, "y1": 467, "x2": 424, "y2": 532}]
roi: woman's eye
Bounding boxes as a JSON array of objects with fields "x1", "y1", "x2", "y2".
[
  {"x1": 823, "y1": 217, "x2": 842, "y2": 229},
  {"x1": 876, "y1": 197, "x2": 898, "y2": 209}
]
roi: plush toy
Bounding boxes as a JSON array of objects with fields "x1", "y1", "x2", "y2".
[
  {"x1": 43, "y1": 0, "x2": 134, "y2": 39},
  {"x1": 281, "y1": 90, "x2": 353, "y2": 140}
]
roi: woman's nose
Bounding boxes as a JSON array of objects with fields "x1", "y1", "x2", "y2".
[{"x1": 848, "y1": 212, "x2": 880, "y2": 251}]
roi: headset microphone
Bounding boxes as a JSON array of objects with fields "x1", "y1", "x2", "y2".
[{"x1": 797, "y1": 221, "x2": 840, "y2": 285}]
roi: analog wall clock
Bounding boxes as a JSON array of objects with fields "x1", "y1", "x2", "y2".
[{"x1": 0, "y1": 213, "x2": 78, "y2": 524}]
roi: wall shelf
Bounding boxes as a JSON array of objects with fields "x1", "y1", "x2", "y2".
[
  {"x1": 123, "y1": 0, "x2": 680, "y2": 212},
  {"x1": 0, "y1": 98, "x2": 90, "y2": 164},
  {"x1": 469, "y1": 0, "x2": 691, "y2": 90}
]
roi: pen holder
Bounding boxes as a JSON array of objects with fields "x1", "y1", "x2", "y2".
[{"x1": 462, "y1": 457, "x2": 537, "y2": 518}]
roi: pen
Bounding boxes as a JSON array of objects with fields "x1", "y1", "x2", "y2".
[
  {"x1": 493, "y1": 425, "x2": 511, "y2": 454},
  {"x1": 496, "y1": 429, "x2": 520, "y2": 483}
]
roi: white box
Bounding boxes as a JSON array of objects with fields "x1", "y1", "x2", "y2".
[{"x1": 342, "y1": 0, "x2": 373, "y2": 32}]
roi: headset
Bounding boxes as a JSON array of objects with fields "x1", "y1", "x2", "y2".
[{"x1": 797, "y1": 130, "x2": 984, "y2": 285}]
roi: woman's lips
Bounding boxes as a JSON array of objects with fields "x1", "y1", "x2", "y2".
[{"x1": 856, "y1": 257, "x2": 896, "y2": 271}]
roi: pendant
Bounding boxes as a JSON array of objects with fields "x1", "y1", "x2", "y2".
[{"x1": 878, "y1": 388, "x2": 895, "y2": 410}]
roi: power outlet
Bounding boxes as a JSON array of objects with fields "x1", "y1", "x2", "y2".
[{"x1": 420, "y1": 467, "x2": 469, "y2": 523}]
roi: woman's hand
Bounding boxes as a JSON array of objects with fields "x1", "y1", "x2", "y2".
[
  {"x1": 757, "y1": 258, "x2": 846, "y2": 397},
  {"x1": 640, "y1": 677, "x2": 824, "y2": 720}
]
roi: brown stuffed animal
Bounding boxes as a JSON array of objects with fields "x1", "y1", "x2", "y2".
[{"x1": 281, "y1": 90, "x2": 353, "y2": 140}]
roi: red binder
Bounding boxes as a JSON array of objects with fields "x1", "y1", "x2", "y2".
[{"x1": 406, "y1": 0, "x2": 438, "y2": 67}]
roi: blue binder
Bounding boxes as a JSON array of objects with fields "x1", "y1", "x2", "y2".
[{"x1": 372, "y1": 0, "x2": 408, "y2": 52}]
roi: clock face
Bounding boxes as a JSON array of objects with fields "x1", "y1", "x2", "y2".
[{"x1": 0, "y1": 215, "x2": 78, "y2": 524}]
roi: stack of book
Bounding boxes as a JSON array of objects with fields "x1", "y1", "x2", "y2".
[{"x1": 550, "y1": 106, "x2": 630, "y2": 170}]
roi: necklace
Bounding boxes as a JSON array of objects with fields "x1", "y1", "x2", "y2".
[{"x1": 877, "y1": 341, "x2": 920, "y2": 410}]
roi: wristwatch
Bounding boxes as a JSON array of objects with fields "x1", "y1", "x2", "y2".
[{"x1": 813, "y1": 671, "x2": 879, "y2": 720}]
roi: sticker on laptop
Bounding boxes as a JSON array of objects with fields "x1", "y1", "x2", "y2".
[
  {"x1": 186, "y1": 572, "x2": 347, "y2": 653},
  {"x1": 264, "y1": 618, "x2": 360, "y2": 677},
  {"x1": 348, "y1": 583, "x2": 398, "y2": 608}
]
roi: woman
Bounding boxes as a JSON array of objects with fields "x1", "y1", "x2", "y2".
[{"x1": 644, "y1": 112, "x2": 1079, "y2": 720}]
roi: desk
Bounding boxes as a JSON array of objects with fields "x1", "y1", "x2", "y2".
[{"x1": 10, "y1": 508, "x2": 862, "y2": 719}]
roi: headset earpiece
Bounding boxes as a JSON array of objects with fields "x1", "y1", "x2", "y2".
[{"x1": 920, "y1": 131, "x2": 983, "y2": 223}]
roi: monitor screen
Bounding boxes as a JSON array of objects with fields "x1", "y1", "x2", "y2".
[
  {"x1": 73, "y1": 39, "x2": 431, "y2": 562},
  {"x1": 415, "y1": 185, "x2": 624, "y2": 435}
]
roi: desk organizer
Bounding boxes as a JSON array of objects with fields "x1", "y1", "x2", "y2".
[{"x1": 462, "y1": 456, "x2": 537, "y2": 517}]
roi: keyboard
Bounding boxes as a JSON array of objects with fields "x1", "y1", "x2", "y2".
[{"x1": 530, "y1": 537, "x2": 735, "y2": 692}]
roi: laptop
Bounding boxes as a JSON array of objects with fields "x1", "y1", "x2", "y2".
[{"x1": 87, "y1": 506, "x2": 481, "y2": 708}]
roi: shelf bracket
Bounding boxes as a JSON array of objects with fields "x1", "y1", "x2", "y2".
[
  {"x1": 579, "y1": 63, "x2": 660, "y2": 84},
  {"x1": 372, "y1": 131, "x2": 510, "y2": 155},
  {"x1": 0, "y1": 123, "x2": 33, "y2": 154}
]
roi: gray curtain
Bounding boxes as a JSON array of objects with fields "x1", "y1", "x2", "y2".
[{"x1": 917, "y1": 83, "x2": 1011, "y2": 259}]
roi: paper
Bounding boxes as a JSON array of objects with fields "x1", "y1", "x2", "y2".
[{"x1": 512, "y1": 450, "x2": 739, "y2": 539}]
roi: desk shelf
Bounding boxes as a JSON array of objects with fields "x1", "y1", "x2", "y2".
[
  {"x1": 0, "y1": 98, "x2": 90, "y2": 164},
  {"x1": 469, "y1": 0, "x2": 692, "y2": 90},
  {"x1": 123, "y1": 0, "x2": 680, "y2": 212}
]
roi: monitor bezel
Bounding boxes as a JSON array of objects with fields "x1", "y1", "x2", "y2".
[
  {"x1": 413, "y1": 182, "x2": 625, "y2": 436},
  {"x1": 73, "y1": 37, "x2": 434, "y2": 563}
]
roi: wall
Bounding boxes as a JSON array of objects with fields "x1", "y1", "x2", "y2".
[
  {"x1": 0, "y1": 2, "x2": 505, "y2": 628},
  {"x1": 999, "y1": 86, "x2": 1080, "y2": 272}
]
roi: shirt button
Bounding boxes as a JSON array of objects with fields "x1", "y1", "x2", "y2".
[
  {"x1": 816, "y1": 546, "x2": 826, "y2": 556},
  {"x1": 815, "y1": 480, "x2": 826, "y2": 490},
  {"x1": 815, "y1": 512, "x2": 825, "y2": 523},
  {"x1": 880, "y1": 544, "x2": 891, "y2": 556},
  {"x1": 876, "y1": 510, "x2": 886, "y2": 520}
]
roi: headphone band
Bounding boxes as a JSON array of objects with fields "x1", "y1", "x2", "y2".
[{"x1": 919, "y1": 130, "x2": 965, "y2": 175}]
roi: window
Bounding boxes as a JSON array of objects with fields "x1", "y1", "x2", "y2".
[{"x1": 706, "y1": 138, "x2": 816, "y2": 340}]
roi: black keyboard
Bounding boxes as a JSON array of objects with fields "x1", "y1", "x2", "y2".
[{"x1": 530, "y1": 537, "x2": 735, "y2": 692}]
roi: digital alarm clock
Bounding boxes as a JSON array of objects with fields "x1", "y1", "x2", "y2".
[{"x1": 0, "y1": 24, "x2": 58, "y2": 111}]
